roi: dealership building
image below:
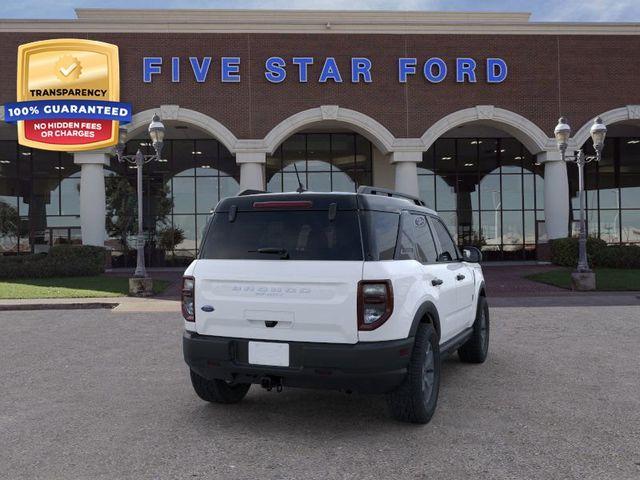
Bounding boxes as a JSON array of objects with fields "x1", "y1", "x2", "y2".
[{"x1": 0, "y1": 9, "x2": 639, "y2": 264}]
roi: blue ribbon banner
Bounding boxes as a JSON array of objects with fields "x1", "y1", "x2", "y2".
[{"x1": 4, "y1": 100, "x2": 132, "y2": 124}]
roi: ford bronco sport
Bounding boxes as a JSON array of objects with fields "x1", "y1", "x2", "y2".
[{"x1": 182, "y1": 187, "x2": 488, "y2": 424}]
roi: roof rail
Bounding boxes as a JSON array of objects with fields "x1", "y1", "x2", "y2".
[{"x1": 357, "y1": 186, "x2": 426, "y2": 207}]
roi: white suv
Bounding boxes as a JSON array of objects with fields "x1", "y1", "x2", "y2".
[{"x1": 182, "y1": 187, "x2": 489, "y2": 424}]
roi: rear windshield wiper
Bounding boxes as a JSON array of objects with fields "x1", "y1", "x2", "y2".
[{"x1": 250, "y1": 247, "x2": 290, "y2": 259}]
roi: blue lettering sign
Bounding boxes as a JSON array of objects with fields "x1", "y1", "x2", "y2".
[
  {"x1": 221, "y1": 57, "x2": 240, "y2": 83},
  {"x1": 292, "y1": 57, "x2": 314, "y2": 82},
  {"x1": 319, "y1": 57, "x2": 342, "y2": 83},
  {"x1": 351, "y1": 57, "x2": 372, "y2": 83},
  {"x1": 487, "y1": 58, "x2": 508, "y2": 83},
  {"x1": 143, "y1": 57, "x2": 162, "y2": 83},
  {"x1": 189, "y1": 57, "x2": 211, "y2": 83},
  {"x1": 171, "y1": 57, "x2": 180, "y2": 83},
  {"x1": 456, "y1": 58, "x2": 477, "y2": 83},
  {"x1": 265, "y1": 56, "x2": 287, "y2": 83},
  {"x1": 398, "y1": 58, "x2": 417, "y2": 83},
  {"x1": 141, "y1": 55, "x2": 508, "y2": 85},
  {"x1": 424, "y1": 58, "x2": 447, "y2": 83}
]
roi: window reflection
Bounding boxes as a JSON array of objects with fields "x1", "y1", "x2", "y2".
[
  {"x1": 108, "y1": 138, "x2": 241, "y2": 266},
  {"x1": 266, "y1": 133, "x2": 372, "y2": 193},
  {"x1": 502, "y1": 175, "x2": 523, "y2": 210},
  {"x1": 621, "y1": 210, "x2": 640, "y2": 243},
  {"x1": 195, "y1": 177, "x2": 219, "y2": 214},
  {"x1": 3, "y1": 133, "x2": 639, "y2": 263},
  {"x1": 599, "y1": 210, "x2": 620, "y2": 243},
  {"x1": 419, "y1": 137, "x2": 543, "y2": 260},
  {"x1": 621, "y1": 174, "x2": 640, "y2": 209},
  {"x1": 436, "y1": 176, "x2": 456, "y2": 210},
  {"x1": 569, "y1": 137, "x2": 640, "y2": 245}
]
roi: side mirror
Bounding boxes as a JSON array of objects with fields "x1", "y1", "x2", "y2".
[
  {"x1": 437, "y1": 252, "x2": 452, "y2": 262},
  {"x1": 462, "y1": 246, "x2": 482, "y2": 263}
]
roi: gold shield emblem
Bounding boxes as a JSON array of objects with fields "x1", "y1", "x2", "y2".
[{"x1": 16, "y1": 38, "x2": 121, "y2": 151}]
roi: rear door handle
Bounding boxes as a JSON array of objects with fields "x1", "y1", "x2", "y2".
[
  {"x1": 456, "y1": 274, "x2": 466, "y2": 281},
  {"x1": 431, "y1": 278, "x2": 443, "y2": 286}
]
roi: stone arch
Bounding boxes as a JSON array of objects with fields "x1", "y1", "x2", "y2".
[
  {"x1": 420, "y1": 105, "x2": 553, "y2": 154},
  {"x1": 572, "y1": 105, "x2": 640, "y2": 148},
  {"x1": 127, "y1": 105, "x2": 239, "y2": 154},
  {"x1": 263, "y1": 105, "x2": 396, "y2": 155}
]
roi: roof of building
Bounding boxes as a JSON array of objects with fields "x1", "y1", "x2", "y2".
[{"x1": 0, "y1": 9, "x2": 638, "y2": 35}]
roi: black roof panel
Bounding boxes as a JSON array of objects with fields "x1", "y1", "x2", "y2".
[{"x1": 215, "y1": 191, "x2": 438, "y2": 215}]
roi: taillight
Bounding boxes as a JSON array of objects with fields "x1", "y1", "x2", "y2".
[
  {"x1": 357, "y1": 280, "x2": 393, "y2": 331},
  {"x1": 182, "y1": 276, "x2": 195, "y2": 322}
]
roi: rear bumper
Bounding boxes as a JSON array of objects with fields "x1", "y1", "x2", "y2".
[{"x1": 183, "y1": 331, "x2": 414, "y2": 394}]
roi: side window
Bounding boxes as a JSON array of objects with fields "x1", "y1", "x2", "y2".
[
  {"x1": 395, "y1": 212, "x2": 437, "y2": 263},
  {"x1": 364, "y1": 211, "x2": 400, "y2": 261},
  {"x1": 430, "y1": 217, "x2": 459, "y2": 262},
  {"x1": 396, "y1": 213, "x2": 417, "y2": 261},
  {"x1": 412, "y1": 214, "x2": 438, "y2": 263}
]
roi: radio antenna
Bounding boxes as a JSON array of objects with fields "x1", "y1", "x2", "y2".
[{"x1": 293, "y1": 162, "x2": 306, "y2": 193}]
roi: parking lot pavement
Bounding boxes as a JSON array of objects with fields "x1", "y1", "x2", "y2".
[{"x1": 1, "y1": 306, "x2": 639, "y2": 480}]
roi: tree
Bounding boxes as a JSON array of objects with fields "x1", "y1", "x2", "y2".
[
  {"x1": 0, "y1": 201, "x2": 21, "y2": 251},
  {"x1": 105, "y1": 176, "x2": 173, "y2": 252},
  {"x1": 157, "y1": 226, "x2": 185, "y2": 252}
]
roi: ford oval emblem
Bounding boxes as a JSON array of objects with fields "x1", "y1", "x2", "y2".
[{"x1": 201, "y1": 305, "x2": 215, "y2": 312}]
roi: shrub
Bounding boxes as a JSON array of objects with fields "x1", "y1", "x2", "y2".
[
  {"x1": 157, "y1": 226, "x2": 185, "y2": 252},
  {"x1": 0, "y1": 245, "x2": 106, "y2": 279},
  {"x1": 550, "y1": 237, "x2": 640, "y2": 269},
  {"x1": 593, "y1": 244, "x2": 640, "y2": 269},
  {"x1": 550, "y1": 237, "x2": 607, "y2": 267}
]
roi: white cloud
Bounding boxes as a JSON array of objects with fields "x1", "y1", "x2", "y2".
[{"x1": 540, "y1": 0, "x2": 639, "y2": 21}]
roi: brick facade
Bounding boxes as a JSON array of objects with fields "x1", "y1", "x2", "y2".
[{"x1": 1, "y1": 32, "x2": 638, "y2": 141}]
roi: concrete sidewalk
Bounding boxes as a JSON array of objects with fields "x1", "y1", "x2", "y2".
[
  {"x1": 0, "y1": 296, "x2": 180, "y2": 313},
  {"x1": 0, "y1": 264, "x2": 638, "y2": 311},
  {"x1": 1, "y1": 291, "x2": 638, "y2": 312}
]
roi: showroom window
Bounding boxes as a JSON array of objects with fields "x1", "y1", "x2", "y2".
[
  {"x1": 105, "y1": 138, "x2": 239, "y2": 267},
  {"x1": 266, "y1": 133, "x2": 373, "y2": 193},
  {"x1": 569, "y1": 137, "x2": 640, "y2": 245},
  {"x1": 418, "y1": 137, "x2": 544, "y2": 261},
  {"x1": 0, "y1": 140, "x2": 81, "y2": 254}
]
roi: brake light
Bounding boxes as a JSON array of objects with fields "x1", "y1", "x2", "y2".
[
  {"x1": 357, "y1": 280, "x2": 393, "y2": 331},
  {"x1": 253, "y1": 201, "x2": 313, "y2": 209},
  {"x1": 182, "y1": 276, "x2": 195, "y2": 322}
]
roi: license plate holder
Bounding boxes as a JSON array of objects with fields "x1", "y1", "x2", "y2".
[{"x1": 248, "y1": 341, "x2": 289, "y2": 367}]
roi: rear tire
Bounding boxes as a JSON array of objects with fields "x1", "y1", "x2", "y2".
[
  {"x1": 189, "y1": 369, "x2": 251, "y2": 404},
  {"x1": 458, "y1": 296, "x2": 490, "y2": 364},
  {"x1": 386, "y1": 322, "x2": 441, "y2": 424}
]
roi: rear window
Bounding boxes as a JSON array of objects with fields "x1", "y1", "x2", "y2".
[{"x1": 200, "y1": 210, "x2": 363, "y2": 261}]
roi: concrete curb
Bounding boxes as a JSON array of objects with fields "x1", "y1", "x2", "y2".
[
  {"x1": 490, "y1": 294, "x2": 640, "y2": 308},
  {"x1": 0, "y1": 302, "x2": 119, "y2": 312}
]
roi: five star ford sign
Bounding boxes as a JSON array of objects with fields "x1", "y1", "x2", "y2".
[{"x1": 4, "y1": 39, "x2": 132, "y2": 152}]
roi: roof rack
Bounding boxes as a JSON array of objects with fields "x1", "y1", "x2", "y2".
[{"x1": 357, "y1": 186, "x2": 426, "y2": 207}]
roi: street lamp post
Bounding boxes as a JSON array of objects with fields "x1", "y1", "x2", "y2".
[
  {"x1": 553, "y1": 116, "x2": 607, "y2": 289},
  {"x1": 113, "y1": 114, "x2": 165, "y2": 292}
]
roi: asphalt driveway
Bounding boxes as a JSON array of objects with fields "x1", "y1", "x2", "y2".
[{"x1": 1, "y1": 305, "x2": 639, "y2": 480}]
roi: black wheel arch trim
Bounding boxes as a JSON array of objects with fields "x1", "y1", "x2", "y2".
[
  {"x1": 408, "y1": 301, "x2": 442, "y2": 340},
  {"x1": 478, "y1": 280, "x2": 486, "y2": 298}
]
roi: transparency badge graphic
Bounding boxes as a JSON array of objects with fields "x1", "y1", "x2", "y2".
[{"x1": 4, "y1": 39, "x2": 132, "y2": 151}]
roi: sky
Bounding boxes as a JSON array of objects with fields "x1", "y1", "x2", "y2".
[{"x1": 1, "y1": 0, "x2": 639, "y2": 22}]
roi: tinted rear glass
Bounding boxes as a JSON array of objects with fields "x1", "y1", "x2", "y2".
[
  {"x1": 200, "y1": 210, "x2": 363, "y2": 261},
  {"x1": 361, "y1": 211, "x2": 400, "y2": 261}
]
